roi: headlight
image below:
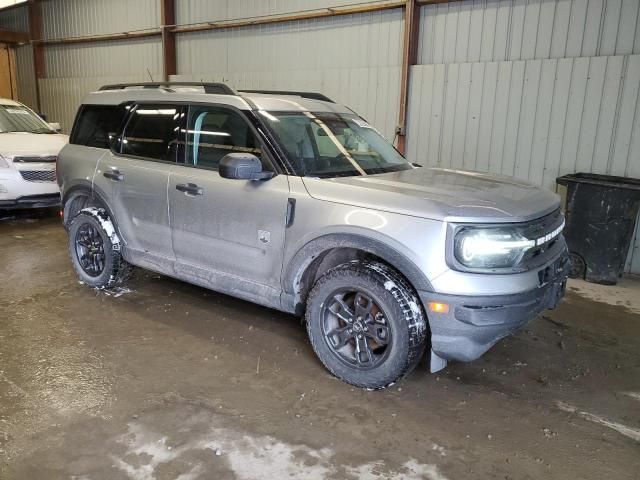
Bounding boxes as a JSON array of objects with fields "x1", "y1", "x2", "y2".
[
  {"x1": 0, "y1": 154, "x2": 9, "y2": 168},
  {"x1": 454, "y1": 228, "x2": 535, "y2": 269}
]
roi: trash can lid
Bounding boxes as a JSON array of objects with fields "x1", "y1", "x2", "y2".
[{"x1": 556, "y1": 172, "x2": 640, "y2": 191}]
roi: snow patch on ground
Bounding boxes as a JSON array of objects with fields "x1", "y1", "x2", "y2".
[{"x1": 112, "y1": 422, "x2": 448, "y2": 480}]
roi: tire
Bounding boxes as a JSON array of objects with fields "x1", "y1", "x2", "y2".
[
  {"x1": 305, "y1": 260, "x2": 428, "y2": 389},
  {"x1": 68, "y1": 208, "x2": 130, "y2": 289}
]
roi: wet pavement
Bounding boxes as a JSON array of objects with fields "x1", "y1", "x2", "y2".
[{"x1": 1, "y1": 211, "x2": 639, "y2": 479}]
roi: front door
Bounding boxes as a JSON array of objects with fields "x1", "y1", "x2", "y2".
[
  {"x1": 168, "y1": 105, "x2": 290, "y2": 306},
  {"x1": 94, "y1": 104, "x2": 184, "y2": 267}
]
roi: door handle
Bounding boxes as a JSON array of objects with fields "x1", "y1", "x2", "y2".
[
  {"x1": 103, "y1": 170, "x2": 124, "y2": 182},
  {"x1": 176, "y1": 183, "x2": 203, "y2": 196}
]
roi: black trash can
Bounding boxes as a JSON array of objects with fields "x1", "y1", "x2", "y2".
[{"x1": 556, "y1": 173, "x2": 640, "y2": 285}]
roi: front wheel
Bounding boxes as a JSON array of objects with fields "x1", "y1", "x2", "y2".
[{"x1": 306, "y1": 261, "x2": 428, "y2": 389}]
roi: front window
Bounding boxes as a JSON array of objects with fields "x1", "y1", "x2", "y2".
[
  {"x1": 259, "y1": 111, "x2": 411, "y2": 178},
  {"x1": 0, "y1": 104, "x2": 54, "y2": 134}
]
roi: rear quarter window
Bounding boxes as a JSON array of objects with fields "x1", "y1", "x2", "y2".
[{"x1": 70, "y1": 105, "x2": 127, "y2": 148}]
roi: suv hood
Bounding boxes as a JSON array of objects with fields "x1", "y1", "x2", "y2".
[
  {"x1": 302, "y1": 167, "x2": 561, "y2": 223},
  {"x1": 0, "y1": 132, "x2": 68, "y2": 158}
]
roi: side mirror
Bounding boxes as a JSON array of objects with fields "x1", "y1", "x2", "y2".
[
  {"x1": 219, "y1": 153, "x2": 274, "y2": 181},
  {"x1": 48, "y1": 122, "x2": 62, "y2": 132}
]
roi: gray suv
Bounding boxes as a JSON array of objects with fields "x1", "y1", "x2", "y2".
[{"x1": 58, "y1": 82, "x2": 569, "y2": 389}]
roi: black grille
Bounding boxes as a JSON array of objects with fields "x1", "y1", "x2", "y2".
[
  {"x1": 13, "y1": 155, "x2": 57, "y2": 163},
  {"x1": 19, "y1": 170, "x2": 57, "y2": 182}
]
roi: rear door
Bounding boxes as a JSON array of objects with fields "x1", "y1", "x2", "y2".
[
  {"x1": 94, "y1": 103, "x2": 184, "y2": 264},
  {"x1": 168, "y1": 105, "x2": 290, "y2": 304}
]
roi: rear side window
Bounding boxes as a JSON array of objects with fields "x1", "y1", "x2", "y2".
[
  {"x1": 120, "y1": 104, "x2": 183, "y2": 162},
  {"x1": 70, "y1": 105, "x2": 127, "y2": 148}
]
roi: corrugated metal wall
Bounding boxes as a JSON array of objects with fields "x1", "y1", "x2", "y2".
[
  {"x1": 15, "y1": 45, "x2": 37, "y2": 110},
  {"x1": 40, "y1": 38, "x2": 163, "y2": 130},
  {"x1": 174, "y1": 8, "x2": 403, "y2": 139},
  {"x1": 41, "y1": 0, "x2": 160, "y2": 39},
  {"x1": 0, "y1": 4, "x2": 28, "y2": 31},
  {"x1": 406, "y1": 0, "x2": 640, "y2": 273}
]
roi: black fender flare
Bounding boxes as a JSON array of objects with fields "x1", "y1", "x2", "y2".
[{"x1": 283, "y1": 233, "x2": 433, "y2": 297}]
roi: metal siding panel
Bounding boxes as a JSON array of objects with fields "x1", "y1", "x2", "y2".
[
  {"x1": 431, "y1": 4, "x2": 448, "y2": 64},
  {"x1": 451, "y1": 62, "x2": 471, "y2": 169},
  {"x1": 454, "y1": 1, "x2": 471, "y2": 63},
  {"x1": 0, "y1": 5, "x2": 28, "y2": 31},
  {"x1": 591, "y1": 55, "x2": 624, "y2": 174},
  {"x1": 558, "y1": 57, "x2": 590, "y2": 177},
  {"x1": 535, "y1": 0, "x2": 555, "y2": 60},
  {"x1": 480, "y1": 0, "x2": 498, "y2": 63},
  {"x1": 550, "y1": 0, "x2": 572, "y2": 59},
  {"x1": 617, "y1": 0, "x2": 640, "y2": 55},
  {"x1": 565, "y1": 0, "x2": 589, "y2": 57},
  {"x1": 463, "y1": 62, "x2": 484, "y2": 170},
  {"x1": 442, "y1": 2, "x2": 459, "y2": 65},
  {"x1": 41, "y1": 0, "x2": 160, "y2": 39},
  {"x1": 609, "y1": 55, "x2": 640, "y2": 176},
  {"x1": 513, "y1": 60, "x2": 542, "y2": 180},
  {"x1": 541, "y1": 57, "x2": 573, "y2": 189},
  {"x1": 15, "y1": 44, "x2": 38, "y2": 111},
  {"x1": 428, "y1": 64, "x2": 446, "y2": 167},
  {"x1": 488, "y1": 61, "x2": 512, "y2": 174},
  {"x1": 520, "y1": 0, "x2": 541, "y2": 61},
  {"x1": 501, "y1": 60, "x2": 525, "y2": 176},
  {"x1": 508, "y1": 0, "x2": 527, "y2": 61},
  {"x1": 439, "y1": 63, "x2": 459, "y2": 168},
  {"x1": 581, "y1": 0, "x2": 604, "y2": 57},
  {"x1": 575, "y1": 56, "x2": 607, "y2": 173},
  {"x1": 599, "y1": 0, "x2": 623, "y2": 56},
  {"x1": 475, "y1": 61, "x2": 498, "y2": 172},
  {"x1": 466, "y1": 0, "x2": 484, "y2": 63},
  {"x1": 528, "y1": 58, "x2": 557, "y2": 186},
  {"x1": 492, "y1": 0, "x2": 511, "y2": 61}
]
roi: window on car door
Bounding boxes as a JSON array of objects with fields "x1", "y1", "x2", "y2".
[
  {"x1": 120, "y1": 104, "x2": 183, "y2": 162},
  {"x1": 184, "y1": 106, "x2": 263, "y2": 170}
]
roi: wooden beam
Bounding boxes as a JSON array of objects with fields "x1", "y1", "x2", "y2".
[
  {"x1": 38, "y1": 29, "x2": 160, "y2": 46},
  {"x1": 161, "y1": 0, "x2": 176, "y2": 81},
  {"x1": 170, "y1": 1, "x2": 406, "y2": 34},
  {"x1": 0, "y1": 28, "x2": 29, "y2": 44},
  {"x1": 396, "y1": 0, "x2": 420, "y2": 155}
]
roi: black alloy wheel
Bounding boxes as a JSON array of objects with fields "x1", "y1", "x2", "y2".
[
  {"x1": 321, "y1": 288, "x2": 392, "y2": 369},
  {"x1": 74, "y1": 223, "x2": 106, "y2": 277}
]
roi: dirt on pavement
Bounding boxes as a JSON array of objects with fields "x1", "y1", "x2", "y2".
[{"x1": 1, "y1": 212, "x2": 639, "y2": 479}]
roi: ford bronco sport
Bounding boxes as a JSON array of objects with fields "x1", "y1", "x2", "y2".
[{"x1": 57, "y1": 82, "x2": 569, "y2": 389}]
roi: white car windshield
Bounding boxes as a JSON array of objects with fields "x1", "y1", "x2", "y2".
[
  {"x1": 0, "y1": 104, "x2": 54, "y2": 134},
  {"x1": 260, "y1": 111, "x2": 412, "y2": 178}
]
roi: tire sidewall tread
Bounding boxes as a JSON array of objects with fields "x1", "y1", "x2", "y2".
[{"x1": 306, "y1": 260, "x2": 427, "y2": 389}]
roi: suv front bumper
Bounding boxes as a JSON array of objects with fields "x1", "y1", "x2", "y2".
[{"x1": 420, "y1": 251, "x2": 570, "y2": 365}]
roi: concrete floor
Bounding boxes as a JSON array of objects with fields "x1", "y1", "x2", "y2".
[{"x1": 1, "y1": 211, "x2": 639, "y2": 480}]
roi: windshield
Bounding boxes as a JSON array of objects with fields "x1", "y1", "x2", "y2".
[
  {"x1": 0, "y1": 104, "x2": 53, "y2": 134},
  {"x1": 259, "y1": 111, "x2": 411, "y2": 178}
]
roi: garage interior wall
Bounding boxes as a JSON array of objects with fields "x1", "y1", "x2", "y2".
[{"x1": 1, "y1": 0, "x2": 639, "y2": 273}]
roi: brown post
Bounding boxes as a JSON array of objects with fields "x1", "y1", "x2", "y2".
[
  {"x1": 27, "y1": 0, "x2": 44, "y2": 111},
  {"x1": 396, "y1": 0, "x2": 420, "y2": 155},
  {"x1": 161, "y1": 0, "x2": 176, "y2": 81}
]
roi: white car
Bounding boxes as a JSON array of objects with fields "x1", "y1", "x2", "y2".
[{"x1": 0, "y1": 98, "x2": 68, "y2": 209}]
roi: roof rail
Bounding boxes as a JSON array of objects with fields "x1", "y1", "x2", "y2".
[
  {"x1": 99, "y1": 82, "x2": 237, "y2": 95},
  {"x1": 239, "y1": 90, "x2": 334, "y2": 103}
]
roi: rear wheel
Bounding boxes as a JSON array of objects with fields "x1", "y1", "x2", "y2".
[
  {"x1": 306, "y1": 261, "x2": 427, "y2": 389},
  {"x1": 68, "y1": 209, "x2": 130, "y2": 289}
]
